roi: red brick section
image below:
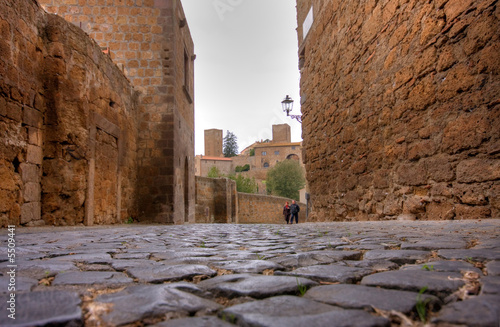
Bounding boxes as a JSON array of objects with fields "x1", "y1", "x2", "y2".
[{"x1": 296, "y1": 0, "x2": 499, "y2": 221}]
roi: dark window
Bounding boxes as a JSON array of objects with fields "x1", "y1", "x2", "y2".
[
  {"x1": 263, "y1": 162, "x2": 269, "y2": 168},
  {"x1": 274, "y1": 151, "x2": 279, "y2": 155}
]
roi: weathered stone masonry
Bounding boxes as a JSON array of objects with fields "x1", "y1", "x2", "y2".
[
  {"x1": 39, "y1": 0, "x2": 196, "y2": 224},
  {"x1": 0, "y1": 0, "x2": 195, "y2": 227},
  {"x1": 0, "y1": 0, "x2": 139, "y2": 226},
  {"x1": 296, "y1": 0, "x2": 499, "y2": 221},
  {"x1": 194, "y1": 177, "x2": 307, "y2": 224}
]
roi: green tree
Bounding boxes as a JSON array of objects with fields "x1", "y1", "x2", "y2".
[
  {"x1": 235, "y1": 164, "x2": 250, "y2": 172},
  {"x1": 228, "y1": 174, "x2": 258, "y2": 194},
  {"x1": 266, "y1": 159, "x2": 305, "y2": 200},
  {"x1": 223, "y1": 131, "x2": 238, "y2": 157},
  {"x1": 249, "y1": 148, "x2": 255, "y2": 156},
  {"x1": 207, "y1": 166, "x2": 222, "y2": 178}
]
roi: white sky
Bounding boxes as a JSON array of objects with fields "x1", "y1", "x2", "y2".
[{"x1": 181, "y1": 0, "x2": 302, "y2": 155}]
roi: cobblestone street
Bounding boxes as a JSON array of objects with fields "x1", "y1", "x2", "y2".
[{"x1": 1, "y1": 219, "x2": 500, "y2": 326}]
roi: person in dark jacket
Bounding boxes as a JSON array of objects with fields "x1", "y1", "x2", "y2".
[
  {"x1": 283, "y1": 202, "x2": 291, "y2": 224},
  {"x1": 289, "y1": 200, "x2": 300, "y2": 224}
]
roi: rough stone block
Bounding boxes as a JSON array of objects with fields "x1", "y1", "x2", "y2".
[
  {"x1": 441, "y1": 112, "x2": 490, "y2": 154},
  {"x1": 444, "y1": 0, "x2": 475, "y2": 21},
  {"x1": 408, "y1": 140, "x2": 436, "y2": 161},
  {"x1": 425, "y1": 156, "x2": 455, "y2": 182},
  {"x1": 396, "y1": 162, "x2": 427, "y2": 186},
  {"x1": 6, "y1": 101, "x2": 22, "y2": 121},
  {"x1": 454, "y1": 183, "x2": 489, "y2": 205},
  {"x1": 426, "y1": 202, "x2": 455, "y2": 220},
  {"x1": 0, "y1": 96, "x2": 6, "y2": 117},
  {"x1": 305, "y1": 284, "x2": 438, "y2": 314},
  {"x1": 27, "y1": 127, "x2": 43, "y2": 146},
  {"x1": 0, "y1": 189, "x2": 16, "y2": 212},
  {"x1": 457, "y1": 159, "x2": 500, "y2": 183},
  {"x1": 21, "y1": 201, "x2": 41, "y2": 224},
  {"x1": 20, "y1": 163, "x2": 39, "y2": 183},
  {"x1": 455, "y1": 204, "x2": 491, "y2": 220},
  {"x1": 402, "y1": 196, "x2": 426, "y2": 214},
  {"x1": 432, "y1": 295, "x2": 500, "y2": 327},
  {"x1": 23, "y1": 106, "x2": 43, "y2": 127},
  {"x1": 95, "y1": 284, "x2": 221, "y2": 326},
  {"x1": 23, "y1": 182, "x2": 41, "y2": 202},
  {"x1": 222, "y1": 295, "x2": 389, "y2": 327},
  {"x1": 26, "y1": 144, "x2": 43, "y2": 165}
]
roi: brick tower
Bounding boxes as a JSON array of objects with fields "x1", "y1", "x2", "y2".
[
  {"x1": 272, "y1": 124, "x2": 291, "y2": 143},
  {"x1": 204, "y1": 129, "x2": 223, "y2": 157}
]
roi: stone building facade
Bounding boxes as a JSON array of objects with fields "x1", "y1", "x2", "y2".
[
  {"x1": 39, "y1": 0, "x2": 196, "y2": 224},
  {"x1": 195, "y1": 125, "x2": 304, "y2": 195},
  {"x1": 296, "y1": 0, "x2": 499, "y2": 221},
  {"x1": 194, "y1": 156, "x2": 233, "y2": 177},
  {"x1": 0, "y1": 0, "x2": 195, "y2": 226}
]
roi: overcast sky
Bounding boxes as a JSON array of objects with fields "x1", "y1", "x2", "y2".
[{"x1": 181, "y1": 0, "x2": 302, "y2": 155}]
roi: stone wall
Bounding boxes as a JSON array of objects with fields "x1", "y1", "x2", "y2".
[
  {"x1": 296, "y1": 0, "x2": 499, "y2": 221},
  {"x1": 194, "y1": 177, "x2": 306, "y2": 224},
  {"x1": 40, "y1": 0, "x2": 196, "y2": 224},
  {"x1": 238, "y1": 193, "x2": 306, "y2": 224},
  {"x1": 195, "y1": 156, "x2": 234, "y2": 178},
  {"x1": 195, "y1": 177, "x2": 237, "y2": 223},
  {"x1": 0, "y1": 0, "x2": 138, "y2": 227}
]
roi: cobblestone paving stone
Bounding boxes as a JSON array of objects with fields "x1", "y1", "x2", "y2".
[{"x1": 0, "y1": 219, "x2": 499, "y2": 326}]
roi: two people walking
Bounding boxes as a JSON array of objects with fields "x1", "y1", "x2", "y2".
[{"x1": 283, "y1": 200, "x2": 300, "y2": 224}]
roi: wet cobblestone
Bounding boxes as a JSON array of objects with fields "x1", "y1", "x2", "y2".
[{"x1": 1, "y1": 219, "x2": 499, "y2": 326}]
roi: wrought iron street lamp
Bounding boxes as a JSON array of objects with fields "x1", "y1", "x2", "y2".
[{"x1": 281, "y1": 95, "x2": 302, "y2": 123}]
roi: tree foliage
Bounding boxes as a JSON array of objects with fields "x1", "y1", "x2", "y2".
[
  {"x1": 235, "y1": 164, "x2": 250, "y2": 172},
  {"x1": 207, "y1": 166, "x2": 257, "y2": 194},
  {"x1": 228, "y1": 174, "x2": 258, "y2": 194},
  {"x1": 207, "y1": 166, "x2": 222, "y2": 178},
  {"x1": 266, "y1": 159, "x2": 305, "y2": 200},
  {"x1": 223, "y1": 131, "x2": 238, "y2": 157}
]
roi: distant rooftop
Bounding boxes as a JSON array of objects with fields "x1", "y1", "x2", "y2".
[
  {"x1": 253, "y1": 141, "x2": 302, "y2": 148},
  {"x1": 199, "y1": 156, "x2": 233, "y2": 161}
]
